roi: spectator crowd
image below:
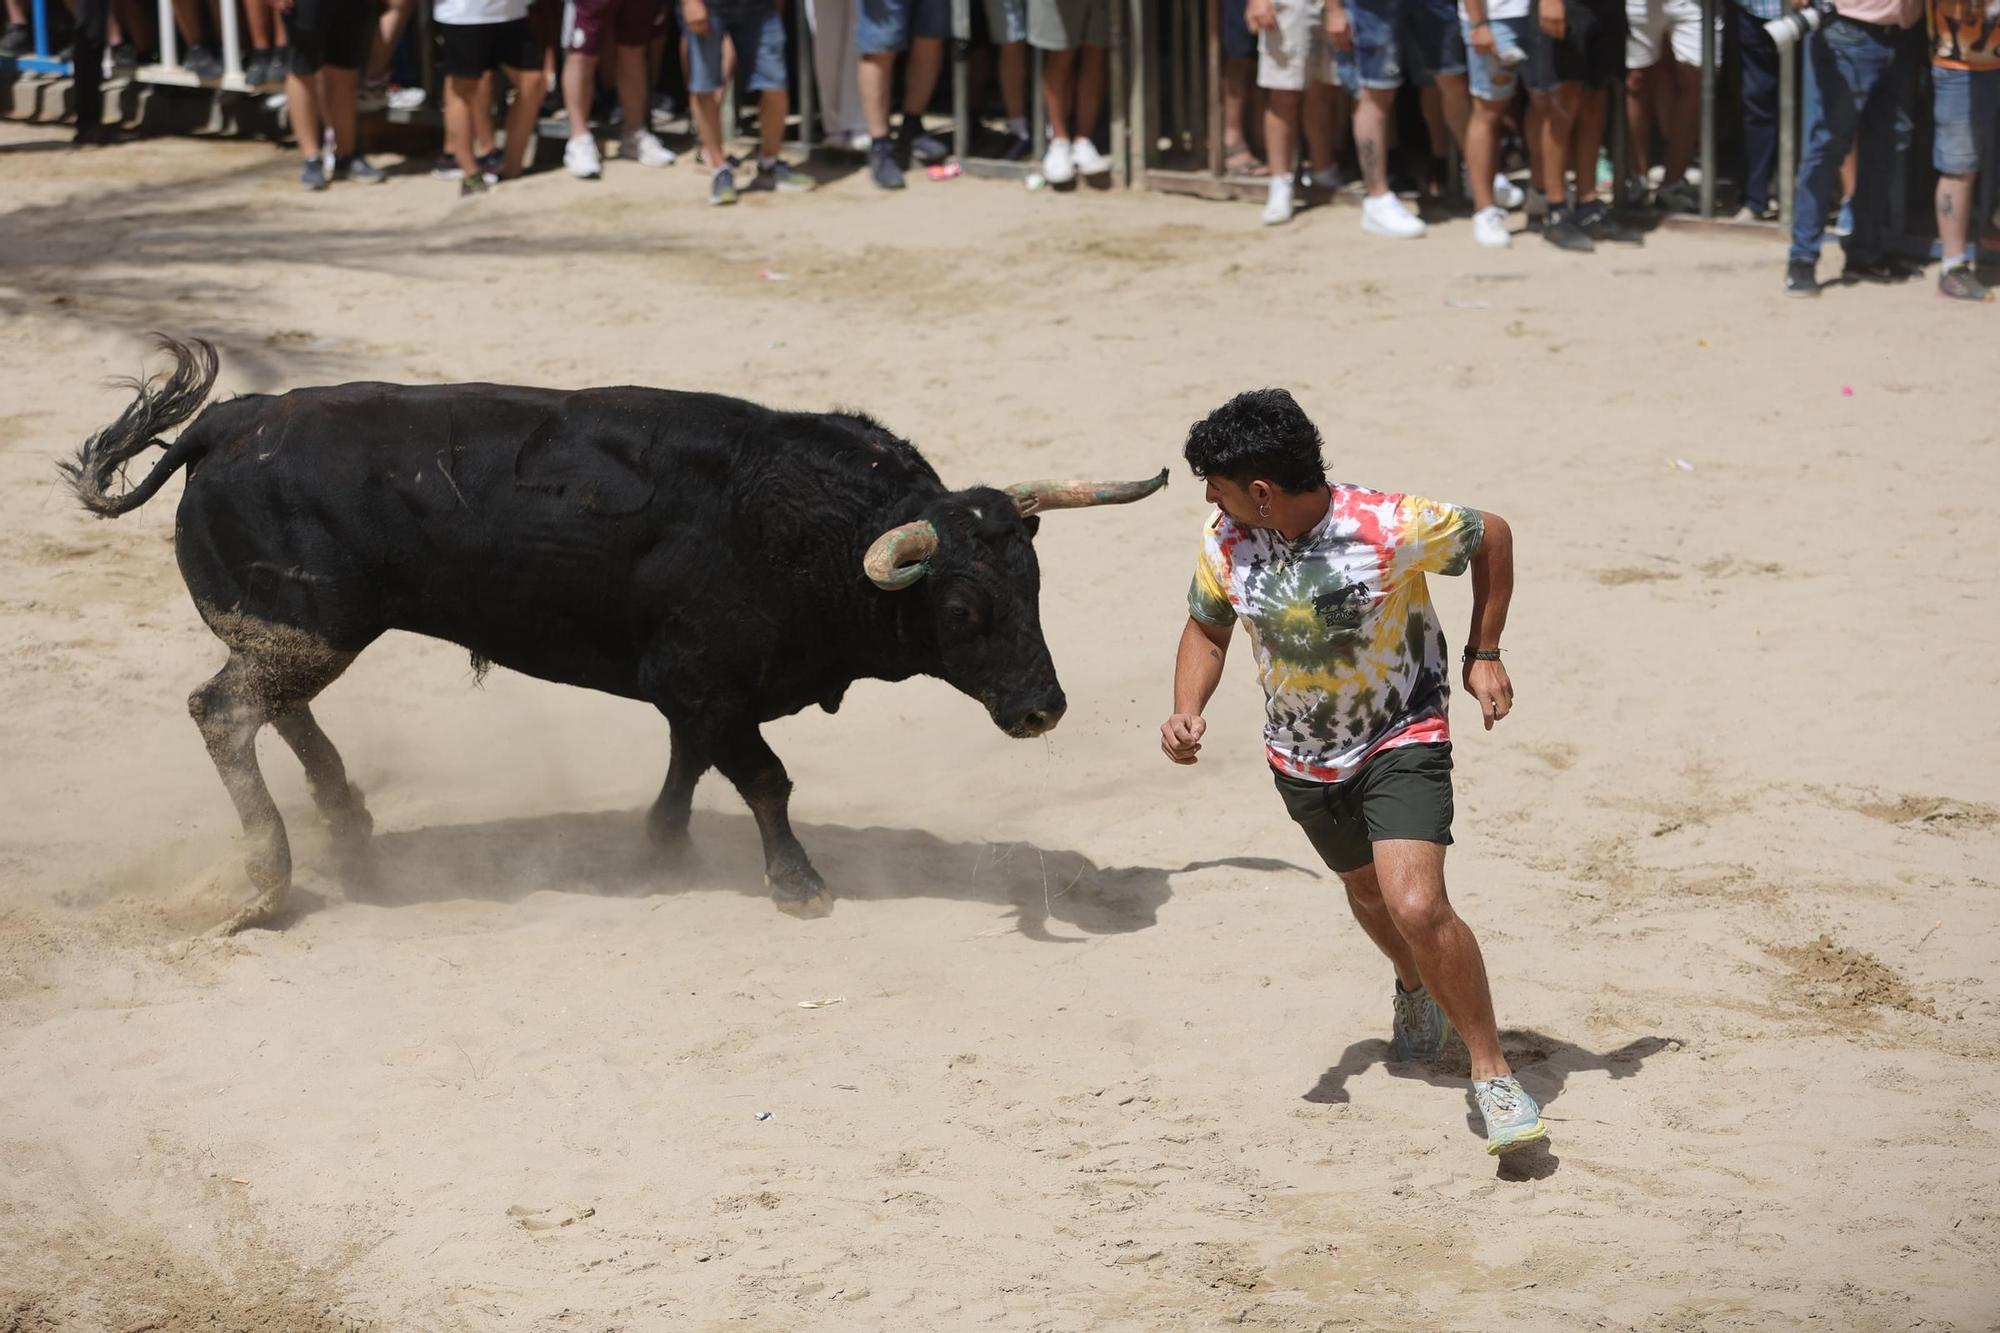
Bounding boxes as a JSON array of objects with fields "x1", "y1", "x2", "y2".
[{"x1": 6, "y1": 0, "x2": 1997, "y2": 300}]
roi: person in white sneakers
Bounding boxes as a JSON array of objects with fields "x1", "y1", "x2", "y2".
[
  {"x1": 1462, "y1": 0, "x2": 1531, "y2": 245},
  {"x1": 1325, "y1": 0, "x2": 1427, "y2": 236},
  {"x1": 1246, "y1": 0, "x2": 1345, "y2": 225},
  {"x1": 1029, "y1": 0, "x2": 1112, "y2": 184},
  {"x1": 562, "y1": 0, "x2": 675, "y2": 177},
  {"x1": 437, "y1": 0, "x2": 552, "y2": 192}
]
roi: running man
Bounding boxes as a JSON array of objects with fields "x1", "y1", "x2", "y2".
[{"x1": 1159, "y1": 387, "x2": 1547, "y2": 1155}]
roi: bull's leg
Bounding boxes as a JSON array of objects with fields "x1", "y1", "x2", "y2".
[
  {"x1": 270, "y1": 700, "x2": 373, "y2": 877},
  {"x1": 710, "y1": 721, "x2": 830, "y2": 918},
  {"x1": 189, "y1": 654, "x2": 292, "y2": 933},
  {"x1": 646, "y1": 717, "x2": 710, "y2": 856}
]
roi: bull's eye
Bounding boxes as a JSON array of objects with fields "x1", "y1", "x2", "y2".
[{"x1": 944, "y1": 599, "x2": 984, "y2": 632}]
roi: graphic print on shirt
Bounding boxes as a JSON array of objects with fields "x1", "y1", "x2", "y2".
[{"x1": 1188, "y1": 484, "x2": 1484, "y2": 784}]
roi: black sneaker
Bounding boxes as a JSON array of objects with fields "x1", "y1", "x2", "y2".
[
  {"x1": 1784, "y1": 260, "x2": 1819, "y2": 297},
  {"x1": 1937, "y1": 265, "x2": 1993, "y2": 302},
  {"x1": 900, "y1": 120, "x2": 949, "y2": 167},
  {"x1": 431, "y1": 155, "x2": 464, "y2": 180},
  {"x1": 1542, "y1": 207, "x2": 1595, "y2": 253},
  {"x1": 1576, "y1": 200, "x2": 1644, "y2": 245},
  {"x1": 184, "y1": 43, "x2": 223, "y2": 79},
  {"x1": 1842, "y1": 254, "x2": 1922, "y2": 284},
  {"x1": 477, "y1": 148, "x2": 504, "y2": 176},
  {"x1": 110, "y1": 40, "x2": 139, "y2": 69},
  {"x1": 332, "y1": 154, "x2": 386, "y2": 184},
  {"x1": 301, "y1": 157, "x2": 328, "y2": 191},
  {"x1": 0, "y1": 23, "x2": 32, "y2": 57},
  {"x1": 869, "y1": 137, "x2": 904, "y2": 190},
  {"x1": 999, "y1": 129, "x2": 1032, "y2": 162}
]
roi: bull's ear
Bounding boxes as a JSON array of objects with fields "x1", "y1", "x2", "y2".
[{"x1": 1022, "y1": 515, "x2": 1041, "y2": 539}]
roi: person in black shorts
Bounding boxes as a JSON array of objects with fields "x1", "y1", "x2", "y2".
[
  {"x1": 1523, "y1": 0, "x2": 1641, "y2": 249},
  {"x1": 437, "y1": 0, "x2": 555, "y2": 192},
  {"x1": 275, "y1": 0, "x2": 383, "y2": 190}
]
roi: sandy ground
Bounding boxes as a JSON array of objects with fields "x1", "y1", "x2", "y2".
[{"x1": 2, "y1": 119, "x2": 1998, "y2": 1333}]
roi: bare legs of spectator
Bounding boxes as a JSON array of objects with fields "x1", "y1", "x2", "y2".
[
  {"x1": 1041, "y1": 43, "x2": 1104, "y2": 143},
  {"x1": 242, "y1": 0, "x2": 273, "y2": 77},
  {"x1": 1224, "y1": 54, "x2": 1264, "y2": 171},
  {"x1": 445, "y1": 73, "x2": 489, "y2": 177},
  {"x1": 1466, "y1": 91, "x2": 1506, "y2": 213},
  {"x1": 564, "y1": 43, "x2": 649, "y2": 149},
  {"x1": 499, "y1": 64, "x2": 547, "y2": 176},
  {"x1": 287, "y1": 67, "x2": 357, "y2": 160},
  {"x1": 1351, "y1": 86, "x2": 1396, "y2": 198},
  {"x1": 1937, "y1": 169, "x2": 1975, "y2": 262},
  {"x1": 1302, "y1": 81, "x2": 1338, "y2": 178},
  {"x1": 1263, "y1": 86, "x2": 1300, "y2": 180},
  {"x1": 858, "y1": 50, "x2": 895, "y2": 137},
  {"x1": 365, "y1": 0, "x2": 416, "y2": 87},
  {"x1": 1573, "y1": 83, "x2": 1607, "y2": 209},
  {"x1": 902, "y1": 33, "x2": 942, "y2": 130},
  {"x1": 1531, "y1": 84, "x2": 1576, "y2": 200}
]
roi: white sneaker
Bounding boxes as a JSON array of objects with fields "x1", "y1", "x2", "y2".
[
  {"x1": 386, "y1": 85, "x2": 426, "y2": 112},
  {"x1": 1261, "y1": 177, "x2": 1295, "y2": 225},
  {"x1": 621, "y1": 128, "x2": 676, "y2": 167},
  {"x1": 1471, "y1": 205, "x2": 1512, "y2": 248},
  {"x1": 1361, "y1": 191, "x2": 1426, "y2": 239},
  {"x1": 1492, "y1": 173, "x2": 1525, "y2": 210},
  {"x1": 565, "y1": 134, "x2": 603, "y2": 179},
  {"x1": 1042, "y1": 137, "x2": 1075, "y2": 185},
  {"x1": 1070, "y1": 136, "x2": 1110, "y2": 177}
]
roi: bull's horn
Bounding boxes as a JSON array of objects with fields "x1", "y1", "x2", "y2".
[
  {"x1": 1004, "y1": 468, "x2": 1170, "y2": 517},
  {"x1": 862, "y1": 519, "x2": 940, "y2": 590}
]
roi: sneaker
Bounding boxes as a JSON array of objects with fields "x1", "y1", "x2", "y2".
[
  {"x1": 869, "y1": 137, "x2": 905, "y2": 189},
  {"x1": 386, "y1": 85, "x2": 426, "y2": 112},
  {"x1": 458, "y1": 173, "x2": 495, "y2": 198},
  {"x1": 1471, "y1": 204, "x2": 1512, "y2": 248},
  {"x1": 753, "y1": 158, "x2": 814, "y2": 193},
  {"x1": 564, "y1": 134, "x2": 603, "y2": 179},
  {"x1": 1361, "y1": 191, "x2": 1426, "y2": 239},
  {"x1": 1784, "y1": 259, "x2": 1820, "y2": 297},
  {"x1": 111, "y1": 40, "x2": 140, "y2": 69},
  {"x1": 708, "y1": 163, "x2": 738, "y2": 205},
  {"x1": 999, "y1": 129, "x2": 1033, "y2": 162},
  {"x1": 621, "y1": 128, "x2": 675, "y2": 166},
  {"x1": 1829, "y1": 198, "x2": 1854, "y2": 238},
  {"x1": 1070, "y1": 136, "x2": 1111, "y2": 177},
  {"x1": 1542, "y1": 207, "x2": 1594, "y2": 252},
  {"x1": 1576, "y1": 200, "x2": 1643, "y2": 245},
  {"x1": 1261, "y1": 177, "x2": 1295, "y2": 226},
  {"x1": 432, "y1": 155, "x2": 465, "y2": 181},
  {"x1": 356, "y1": 74, "x2": 388, "y2": 113},
  {"x1": 183, "y1": 43, "x2": 223, "y2": 79},
  {"x1": 1491, "y1": 173, "x2": 1525, "y2": 211},
  {"x1": 300, "y1": 156, "x2": 328, "y2": 191},
  {"x1": 1654, "y1": 179, "x2": 1699, "y2": 213},
  {"x1": 1733, "y1": 201, "x2": 1779, "y2": 223},
  {"x1": 1299, "y1": 165, "x2": 1344, "y2": 195},
  {"x1": 476, "y1": 148, "x2": 504, "y2": 176},
  {"x1": 333, "y1": 154, "x2": 385, "y2": 184},
  {"x1": 1042, "y1": 137, "x2": 1076, "y2": 185},
  {"x1": 0, "y1": 22, "x2": 31, "y2": 57},
  {"x1": 901, "y1": 121, "x2": 950, "y2": 166},
  {"x1": 1474, "y1": 1075, "x2": 1549, "y2": 1154},
  {"x1": 1936, "y1": 265, "x2": 1992, "y2": 302},
  {"x1": 1389, "y1": 983, "x2": 1449, "y2": 1062}
]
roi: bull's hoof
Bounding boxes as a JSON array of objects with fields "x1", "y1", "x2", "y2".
[
  {"x1": 774, "y1": 889, "x2": 834, "y2": 919},
  {"x1": 210, "y1": 887, "x2": 286, "y2": 936},
  {"x1": 767, "y1": 869, "x2": 833, "y2": 919}
]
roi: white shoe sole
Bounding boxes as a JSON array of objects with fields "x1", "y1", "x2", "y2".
[{"x1": 1362, "y1": 218, "x2": 1427, "y2": 239}]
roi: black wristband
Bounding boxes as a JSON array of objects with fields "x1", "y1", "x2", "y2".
[{"x1": 1463, "y1": 648, "x2": 1502, "y2": 662}]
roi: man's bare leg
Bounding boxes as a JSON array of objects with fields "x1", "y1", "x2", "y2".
[
  {"x1": 1368, "y1": 839, "x2": 1511, "y2": 1081},
  {"x1": 1335, "y1": 862, "x2": 1422, "y2": 991}
]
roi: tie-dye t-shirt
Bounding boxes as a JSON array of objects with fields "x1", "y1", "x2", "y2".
[{"x1": 1187, "y1": 485, "x2": 1485, "y2": 784}]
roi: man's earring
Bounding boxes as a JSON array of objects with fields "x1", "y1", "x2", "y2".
[{"x1": 1257, "y1": 504, "x2": 1271, "y2": 519}]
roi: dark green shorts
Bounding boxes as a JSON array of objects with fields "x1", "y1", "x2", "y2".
[{"x1": 1271, "y1": 742, "x2": 1455, "y2": 874}]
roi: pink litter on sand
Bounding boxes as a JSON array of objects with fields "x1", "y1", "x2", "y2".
[
  {"x1": 1841, "y1": 385, "x2": 1854, "y2": 396},
  {"x1": 926, "y1": 163, "x2": 961, "y2": 180},
  {"x1": 760, "y1": 269, "x2": 790, "y2": 282}
]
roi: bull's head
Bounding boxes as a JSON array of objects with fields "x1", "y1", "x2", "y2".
[{"x1": 862, "y1": 470, "x2": 1168, "y2": 739}]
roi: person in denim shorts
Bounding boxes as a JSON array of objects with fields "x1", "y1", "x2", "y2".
[
  {"x1": 682, "y1": 0, "x2": 814, "y2": 205},
  {"x1": 1461, "y1": 0, "x2": 1532, "y2": 245},
  {"x1": 1929, "y1": 0, "x2": 1999, "y2": 301},
  {"x1": 982, "y1": 0, "x2": 1034, "y2": 159},
  {"x1": 858, "y1": 0, "x2": 952, "y2": 188},
  {"x1": 1324, "y1": 0, "x2": 1449, "y2": 236}
]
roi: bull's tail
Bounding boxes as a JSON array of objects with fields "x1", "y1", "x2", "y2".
[{"x1": 60, "y1": 335, "x2": 221, "y2": 518}]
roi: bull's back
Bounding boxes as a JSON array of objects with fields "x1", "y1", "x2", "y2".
[{"x1": 174, "y1": 381, "x2": 765, "y2": 697}]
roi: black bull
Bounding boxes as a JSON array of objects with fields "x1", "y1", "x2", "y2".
[{"x1": 64, "y1": 339, "x2": 1167, "y2": 931}]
